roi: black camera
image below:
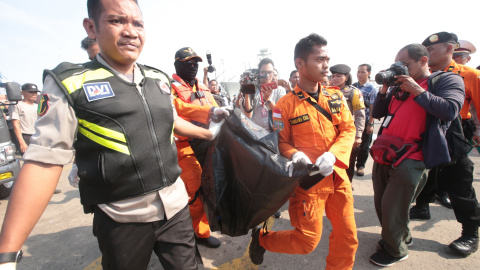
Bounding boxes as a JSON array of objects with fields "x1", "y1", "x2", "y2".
[
  {"x1": 206, "y1": 52, "x2": 216, "y2": 73},
  {"x1": 375, "y1": 61, "x2": 409, "y2": 86},
  {"x1": 239, "y1": 69, "x2": 258, "y2": 95}
]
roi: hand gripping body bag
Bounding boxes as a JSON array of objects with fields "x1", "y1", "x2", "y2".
[{"x1": 190, "y1": 109, "x2": 312, "y2": 236}]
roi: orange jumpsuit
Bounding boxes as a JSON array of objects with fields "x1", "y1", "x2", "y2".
[
  {"x1": 444, "y1": 60, "x2": 480, "y2": 120},
  {"x1": 171, "y1": 74, "x2": 218, "y2": 238},
  {"x1": 260, "y1": 84, "x2": 358, "y2": 269}
]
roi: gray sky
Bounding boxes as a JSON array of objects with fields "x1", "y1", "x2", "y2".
[{"x1": 1, "y1": 0, "x2": 479, "y2": 89}]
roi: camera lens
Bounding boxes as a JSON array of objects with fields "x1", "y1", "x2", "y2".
[{"x1": 375, "y1": 72, "x2": 387, "y2": 85}]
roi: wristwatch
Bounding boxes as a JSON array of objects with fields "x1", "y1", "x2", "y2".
[
  {"x1": 368, "y1": 123, "x2": 374, "y2": 127},
  {"x1": 0, "y1": 250, "x2": 23, "y2": 264}
]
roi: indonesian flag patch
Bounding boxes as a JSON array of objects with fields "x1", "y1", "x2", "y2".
[{"x1": 273, "y1": 108, "x2": 282, "y2": 119}]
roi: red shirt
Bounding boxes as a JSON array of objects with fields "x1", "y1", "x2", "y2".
[{"x1": 382, "y1": 78, "x2": 428, "y2": 161}]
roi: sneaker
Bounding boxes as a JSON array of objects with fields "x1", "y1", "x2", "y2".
[
  {"x1": 249, "y1": 226, "x2": 266, "y2": 265},
  {"x1": 356, "y1": 168, "x2": 365, "y2": 176},
  {"x1": 377, "y1": 237, "x2": 413, "y2": 251},
  {"x1": 370, "y1": 249, "x2": 408, "y2": 267},
  {"x1": 409, "y1": 205, "x2": 431, "y2": 220},
  {"x1": 449, "y1": 236, "x2": 479, "y2": 256},
  {"x1": 195, "y1": 235, "x2": 221, "y2": 248},
  {"x1": 273, "y1": 211, "x2": 281, "y2": 218}
]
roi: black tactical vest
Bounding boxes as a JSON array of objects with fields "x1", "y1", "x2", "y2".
[{"x1": 44, "y1": 60, "x2": 182, "y2": 211}]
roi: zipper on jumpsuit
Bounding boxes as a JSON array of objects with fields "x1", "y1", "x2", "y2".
[{"x1": 136, "y1": 82, "x2": 169, "y2": 186}]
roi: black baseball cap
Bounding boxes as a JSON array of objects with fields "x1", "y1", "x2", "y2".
[
  {"x1": 330, "y1": 64, "x2": 351, "y2": 74},
  {"x1": 422, "y1": 32, "x2": 459, "y2": 48},
  {"x1": 174, "y1": 47, "x2": 203, "y2": 62},
  {"x1": 21, "y1": 83, "x2": 40, "y2": 92}
]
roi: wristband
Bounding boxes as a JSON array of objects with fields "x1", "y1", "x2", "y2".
[
  {"x1": 368, "y1": 123, "x2": 374, "y2": 127},
  {"x1": 0, "y1": 250, "x2": 22, "y2": 264}
]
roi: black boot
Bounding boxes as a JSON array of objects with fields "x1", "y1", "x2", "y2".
[
  {"x1": 435, "y1": 191, "x2": 452, "y2": 209},
  {"x1": 449, "y1": 224, "x2": 479, "y2": 256},
  {"x1": 409, "y1": 205, "x2": 431, "y2": 220}
]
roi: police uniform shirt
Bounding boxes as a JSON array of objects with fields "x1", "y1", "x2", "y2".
[
  {"x1": 339, "y1": 85, "x2": 365, "y2": 138},
  {"x1": 24, "y1": 55, "x2": 188, "y2": 223},
  {"x1": 10, "y1": 100, "x2": 38, "y2": 135}
]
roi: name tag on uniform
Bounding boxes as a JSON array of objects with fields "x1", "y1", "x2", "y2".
[
  {"x1": 289, "y1": 114, "x2": 310, "y2": 125},
  {"x1": 83, "y1": 82, "x2": 115, "y2": 102}
]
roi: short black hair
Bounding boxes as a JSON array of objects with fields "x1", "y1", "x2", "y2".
[
  {"x1": 87, "y1": 0, "x2": 139, "y2": 27},
  {"x1": 289, "y1": 70, "x2": 298, "y2": 78},
  {"x1": 258, "y1": 58, "x2": 274, "y2": 70},
  {"x1": 358, "y1": 64, "x2": 371, "y2": 72},
  {"x1": 81, "y1": 37, "x2": 97, "y2": 50},
  {"x1": 294, "y1": 33, "x2": 328, "y2": 66},
  {"x1": 399, "y1": 43, "x2": 429, "y2": 62},
  {"x1": 209, "y1": 79, "x2": 217, "y2": 84}
]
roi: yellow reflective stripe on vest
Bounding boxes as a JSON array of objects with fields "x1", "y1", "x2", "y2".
[
  {"x1": 78, "y1": 119, "x2": 126, "y2": 143},
  {"x1": 144, "y1": 70, "x2": 170, "y2": 85},
  {"x1": 78, "y1": 126, "x2": 130, "y2": 155},
  {"x1": 62, "y1": 68, "x2": 114, "y2": 94}
]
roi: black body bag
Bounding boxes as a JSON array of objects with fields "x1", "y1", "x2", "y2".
[{"x1": 190, "y1": 109, "x2": 310, "y2": 236}]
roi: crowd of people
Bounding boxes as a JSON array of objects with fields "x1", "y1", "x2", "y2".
[{"x1": 0, "y1": 0, "x2": 479, "y2": 269}]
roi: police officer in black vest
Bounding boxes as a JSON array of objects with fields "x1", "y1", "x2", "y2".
[{"x1": 0, "y1": 0, "x2": 223, "y2": 269}]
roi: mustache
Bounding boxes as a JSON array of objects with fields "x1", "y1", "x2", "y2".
[{"x1": 118, "y1": 41, "x2": 139, "y2": 47}]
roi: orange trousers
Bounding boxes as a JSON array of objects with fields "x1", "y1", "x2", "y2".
[
  {"x1": 259, "y1": 175, "x2": 358, "y2": 269},
  {"x1": 177, "y1": 141, "x2": 211, "y2": 238}
]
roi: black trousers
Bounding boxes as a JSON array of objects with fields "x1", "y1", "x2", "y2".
[
  {"x1": 356, "y1": 123, "x2": 374, "y2": 169},
  {"x1": 437, "y1": 156, "x2": 480, "y2": 226},
  {"x1": 93, "y1": 205, "x2": 200, "y2": 270},
  {"x1": 347, "y1": 147, "x2": 358, "y2": 183}
]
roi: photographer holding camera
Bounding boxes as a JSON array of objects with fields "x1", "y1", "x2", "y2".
[
  {"x1": 409, "y1": 32, "x2": 480, "y2": 257},
  {"x1": 241, "y1": 58, "x2": 286, "y2": 131},
  {"x1": 369, "y1": 43, "x2": 464, "y2": 266}
]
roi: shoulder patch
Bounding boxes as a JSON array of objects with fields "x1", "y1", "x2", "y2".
[
  {"x1": 37, "y1": 94, "x2": 50, "y2": 116},
  {"x1": 82, "y1": 82, "x2": 115, "y2": 102},
  {"x1": 158, "y1": 81, "x2": 171, "y2": 94},
  {"x1": 289, "y1": 114, "x2": 310, "y2": 125},
  {"x1": 273, "y1": 120, "x2": 284, "y2": 131},
  {"x1": 273, "y1": 108, "x2": 282, "y2": 119}
]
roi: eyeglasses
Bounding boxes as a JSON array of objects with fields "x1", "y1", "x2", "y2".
[{"x1": 260, "y1": 70, "x2": 274, "y2": 76}]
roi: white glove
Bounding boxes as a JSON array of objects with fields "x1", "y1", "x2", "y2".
[
  {"x1": 213, "y1": 107, "x2": 230, "y2": 117},
  {"x1": 309, "y1": 152, "x2": 336, "y2": 176},
  {"x1": 291, "y1": 151, "x2": 312, "y2": 164},
  {"x1": 68, "y1": 164, "x2": 80, "y2": 188},
  {"x1": 285, "y1": 151, "x2": 312, "y2": 177},
  {"x1": 209, "y1": 119, "x2": 225, "y2": 140},
  {"x1": 0, "y1": 262, "x2": 16, "y2": 270}
]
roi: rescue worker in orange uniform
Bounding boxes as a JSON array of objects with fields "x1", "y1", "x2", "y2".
[
  {"x1": 172, "y1": 47, "x2": 229, "y2": 248},
  {"x1": 248, "y1": 33, "x2": 358, "y2": 269}
]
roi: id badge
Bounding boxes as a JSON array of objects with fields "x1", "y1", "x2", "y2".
[
  {"x1": 262, "y1": 107, "x2": 268, "y2": 117},
  {"x1": 382, "y1": 113, "x2": 394, "y2": 128}
]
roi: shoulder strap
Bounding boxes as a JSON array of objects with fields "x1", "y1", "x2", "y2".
[
  {"x1": 293, "y1": 91, "x2": 332, "y2": 122},
  {"x1": 428, "y1": 71, "x2": 446, "y2": 93}
]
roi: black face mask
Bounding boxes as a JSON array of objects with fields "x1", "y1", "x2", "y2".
[{"x1": 174, "y1": 60, "x2": 199, "y2": 86}]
